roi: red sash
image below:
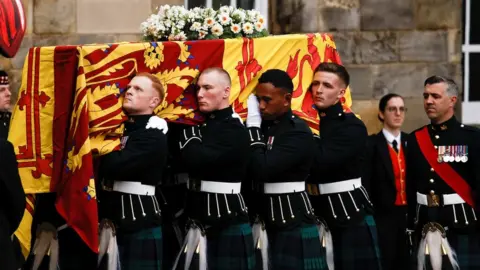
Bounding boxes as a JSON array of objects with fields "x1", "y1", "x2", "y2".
[{"x1": 415, "y1": 127, "x2": 475, "y2": 208}]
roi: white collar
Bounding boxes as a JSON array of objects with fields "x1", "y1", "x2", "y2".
[{"x1": 382, "y1": 128, "x2": 401, "y2": 146}]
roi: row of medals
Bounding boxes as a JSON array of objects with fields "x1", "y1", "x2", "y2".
[{"x1": 437, "y1": 145, "x2": 468, "y2": 163}]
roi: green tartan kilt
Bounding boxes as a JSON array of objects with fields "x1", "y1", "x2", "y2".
[
  {"x1": 412, "y1": 230, "x2": 480, "y2": 270},
  {"x1": 173, "y1": 222, "x2": 256, "y2": 270},
  {"x1": 264, "y1": 222, "x2": 328, "y2": 270},
  {"x1": 118, "y1": 226, "x2": 163, "y2": 270},
  {"x1": 331, "y1": 215, "x2": 382, "y2": 270}
]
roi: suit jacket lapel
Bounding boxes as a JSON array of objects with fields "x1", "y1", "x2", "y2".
[
  {"x1": 376, "y1": 132, "x2": 395, "y2": 182},
  {"x1": 401, "y1": 132, "x2": 408, "y2": 156}
]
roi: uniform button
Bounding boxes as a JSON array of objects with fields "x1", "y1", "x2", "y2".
[
  {"x1": 430, "y1": 168, "x2": 434, "y2": 172},
  {"x1": 402, "y1": 200, "x2": 406, "y2": 204},
  {"x1": 461, "y1": 124, "x2": 465, "y2": 128},
  {"x1": 430, "y1": 190, "x2": 435, "y2": 195},
  {"x1": 430, "y1": 179, "x2": 434, "y2": 183},
  {"x1": 338, "y1": 113, "x2": 342, "y2": 116},
  {"x1": 435, "y1": 135, "x2": 439, "y2": 139},
  {"x1": 401, "y1": 169, "x2": 405, "y2": 172},
  {"x1": 401, "y1": 180, "x2": 404, "y2": 182},
  {"x1": 434, "y1": 146, "x2": 438, "y2": 149}
]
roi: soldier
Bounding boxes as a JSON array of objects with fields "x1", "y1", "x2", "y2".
[
  {"x1": 0, "y1": 138, "x2": 25, "y2": 270},
  {"x1": 97, "y1": 72, "x2": 168, "y2": 269},
  {"x1": 0, "y1": 70, "x2": 12, "y2": 139},
  {"x1": 406, "y1": 76, "x2": 480, "y2": 270},
  {"x1": 246, "y1": 69, "x2": 328, "y2": 270},
  {"x1": 306, "y1": 63, "x2": 382, "y2": 270},
  {"x1": 172, "y1": 67, "x2": 255, "y2": 270},
  {"x1": 364, "y1": 93, "x2": 409, "y2": 270}
]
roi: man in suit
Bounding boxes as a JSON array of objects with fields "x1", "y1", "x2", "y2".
[
  {"x1": 0, "y1": 138, "x2": 26, "y2": 270},
  {"x1": 364, "y1": 93, "x2": 409, "y2": 270}
]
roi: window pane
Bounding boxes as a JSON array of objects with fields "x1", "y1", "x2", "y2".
[
  {"x1": 237, "y1": 0, "x2": 254, "y2": 9},
  {"x1": 189, "y1": 0, "x2": 205, "y2": 8},
  {"x1": 470, "y1": 1, "x2": 480, "y2": 44},
  {"x1": 468, "y1": 53, "x2": 480, "y2": 101}
]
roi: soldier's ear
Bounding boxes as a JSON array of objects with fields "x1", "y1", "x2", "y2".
[{"x1": 223, "y1": 86, "x2": 231, "y2": 99}]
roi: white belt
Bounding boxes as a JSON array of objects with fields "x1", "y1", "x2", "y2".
[
  {"x1": 317, "y1": 178, "x2": 362, "y2": 194},
  {"x1": 417, "y1": 192, "x2": 465, "y2": 206},
  {"x1": 113, "y1": 181, "x2": 156, "y2": 196},
  {"x1": 263, "y1": 181, "x2": 305, "y2": 194},
  {"x1": 188, "y1": 180, "x2": 241, "y2": 194}
]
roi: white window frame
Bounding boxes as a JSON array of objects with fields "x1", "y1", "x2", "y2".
[
  {"x1": 184, "y1": 0, "x2": 269, "y2": 29},
  {"x1": 462, "y1": 0, "x2": 480, "y2": 124}
]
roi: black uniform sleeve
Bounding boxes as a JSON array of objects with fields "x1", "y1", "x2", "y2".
[
  {"x1": 181, "y1": 124, "x2": 245, "y2": 171},
  {"x1": 405, "y1": 134, "x2": 418, "y2": 229},
  {"x1": 250, "y1": 130, "x2": 314, "y2": 182},
  {"x1": 100, "y1": 129, "x2": 167, "y2": 181},
  {"x1": 362, "y1": 136, "x2": 376, "y2": 202},
  {"x1": 0, "y1": 140, "x2": 26, "y2": 234}
]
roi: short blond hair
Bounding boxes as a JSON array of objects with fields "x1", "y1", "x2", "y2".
[{"x1": 136, "y1": 72, "x2": 165, "y2": 101}]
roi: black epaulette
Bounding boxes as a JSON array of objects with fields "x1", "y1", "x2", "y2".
[{"x1": 459, "y1": 123, "x2": 480, "y2": 132}]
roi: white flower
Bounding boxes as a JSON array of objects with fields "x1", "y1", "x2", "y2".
[
  {"x1": 157, "y1": 5, "x2": 170, "y2": 17},
  {"x1": 256, "y1": 15, "x2": 265, "y2": 26},
  {"x1": 198, "y1": 30, "x2": 207, "y2": 39},
  {"x1": 219, "y1": 6, "x2": 230, "y2": 15},
  {"x1": 211, "y1": 23, "x2": 224, "y2": 36},
  {"x1": 218, "y1": 14, "x2": 231, "y2": 26},
  {"x1": 190, "y1": 22, "x2": 202, "y2": 31},
  {"x1": 176, "y1": 20, "x2": 186, "y2": 29},
  {"x1": 175, "y1": 31, "x2": 187, "y2": 41},
  {"x1": 230, "y1": 24, "x2": 241, "y2": 34},
  {"x1": 242, "y1": 22, "x2": 253, "y2": 34},
  {"x1": 204, "y1": 17, "x2": 215, "y2": 28},
  {"x1": 232, "y1": 9, "x2": 246, "y2": 22},
  {"x1": 254, "y1": 22, "x2": 264, "y2": 32}
]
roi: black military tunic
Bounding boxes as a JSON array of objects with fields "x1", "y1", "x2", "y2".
[
  {"x1": 406, "y1": 116, "x2": 480, "y2": 269},
  {"x1": 307, "y1": 102, "x2": 381, "y2": 270},
  {"x1": 0, "y1": 111, "x2": 11, "y2": 139},
  {"x1": 0, "y1": 139, "x2": 26, "y2": 270}
]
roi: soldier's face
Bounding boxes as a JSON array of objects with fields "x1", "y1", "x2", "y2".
[
  {"x1": 380, "y1": 97, "x2": 406, "y2": 129},
  {"x1": 311, "y1": 71, "x2": 346, "y2": 110},
  {"x1": 123, "y1": 76, "x2": 160, "y2": 115},
  {"x1": 196, "y1": 72, "x2": 230, "y2": 113},
  {"x1": 0, "y1": 85, "x2": 11, "y2": 112},
  {"x1": 423, "y1": 82, "x2": 457, "y2": 121},
  {"x1": 255, "y1": 82, "x2": 291, "y2": 121}
]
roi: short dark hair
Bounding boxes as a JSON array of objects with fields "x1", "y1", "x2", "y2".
[
  {"x1": 378, "y1": 93, "x2": 404, "y2": 122},
  {"x1": 424, "y1": 75, "x2": 459, "y2": 97},
  {"x1": 314, "y1": 62, "x2": 350, "y2": 87},
  {"x1": 258, "y1": 69, "x2": 294, "y2": 93}
]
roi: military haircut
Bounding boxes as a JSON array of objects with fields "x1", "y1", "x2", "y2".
[
  {"x1": 136, "y1": 72, "x2": 165, "y2": 101},
  {"x1": 424, "y1": 75, "x2": 459, "y2": 97},
  {"x1": 314, "y1": 62, "x2": 350, "y2": 88},
  {"x1": 257, "y1": 69, "x2": 294, "y2": 93},
  {"x1": 199, "y1": 67, "x2": 232, "y2": 88}
]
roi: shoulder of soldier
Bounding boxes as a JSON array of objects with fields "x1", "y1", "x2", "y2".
[
  {"x1": 457, "y1": 122, "x2": 480, "y2": 133},
  {"x1": 291, "y1": 114, "x2": 312, "y2": 133},
  {"x1": 224, "y1": 113, "x2": 247, "y2": 129}
]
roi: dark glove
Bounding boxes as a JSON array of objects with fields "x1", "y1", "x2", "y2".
[
  {"x1": 247, "y1": 127, "x2": 265, "y2": 147},
  {"x1": 179, "y1": 125, "x2": 202, "y2": 149}
]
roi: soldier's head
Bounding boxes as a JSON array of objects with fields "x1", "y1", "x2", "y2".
[
  {"x1": 423, "y1": 75, "x2": 458, "y2": 124},
  {"x1": 0, "y1": 70, "x2": 11, "y2": 112},
  {"x1": 255, "y1": 69, "x2": 293, "y2": 120},
  {"x1": 378, "y1": 93, "x2": 406, "y2": 130},
  {"x1": 310, "y1": 63, "x2": 349, "y2": 110},
  {"x1": 196, "y1": 67, "x2": 231, "y2": 113},
  {"x1": 123, "y1": 73, "x2": 164, "y2": 115}
]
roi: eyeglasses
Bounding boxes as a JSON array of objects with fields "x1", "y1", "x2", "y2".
[{"x1": 386, "y1": 107, "x2": 407, "y2": 113}]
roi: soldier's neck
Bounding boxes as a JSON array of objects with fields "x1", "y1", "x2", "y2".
[{"x1": 431, "y1": 111, "x2": 454, "y2": 125}]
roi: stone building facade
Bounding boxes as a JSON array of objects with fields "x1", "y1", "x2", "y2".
[{"x1": 0, "y1": 0, "x2": 462, "y2": 133}]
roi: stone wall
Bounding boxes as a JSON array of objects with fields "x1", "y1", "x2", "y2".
[
  {"x1": 0, "y1": 0, "x2": 462, "y2": 134},
  {"x1": 291, "y1": 0, "x2": 462, "y2": 133}
]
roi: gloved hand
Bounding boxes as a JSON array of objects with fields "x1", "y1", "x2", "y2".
[
  {"x1": 146, "y1": 116, "x2": 169, "y2": 134},
  {"x1": 179, "y1": 125, "x2": 202, "y2": 150},
  {"x1": 246, "y1": 94, "x2": 261, "y2": 128}
]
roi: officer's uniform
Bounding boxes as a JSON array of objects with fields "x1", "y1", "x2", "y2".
[
  {"x1": 98, "y1": 114, "x2": 167, "y2": 269},
  {"x1": 247, "y1": 109, "x2": 328, "y2": 270},
  {"x1": 406, "y1": 116, "x2": 480, "y2": 269},
  {"x1": 172, "y1": 106, "x2": 255, "y2": 270},
  {"x1": 0, "y1": 111, "x2": 10, "y2": 139},
  {"x1": 0, "y1": 139, "x2": 26, "y2": 270},
  {"x1": 307, "y1": 102, "x2": 382, "y2": 270}
]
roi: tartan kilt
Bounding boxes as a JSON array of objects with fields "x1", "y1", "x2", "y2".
[
  {"x1": 411, "y1": 230, "x2": 480, "y2": 270},
  {"x1": 331, "y1": 215, "x2": 382, "y2": 270},
  {"x1": 265, "y1": 222, "x2": 328, "y2": 270},
  {"x1": 173, "y1": 222, "x2": 256, "y2": 270},
  {"x1": 117, "y1": 226, "x2": 163, "y2": 270}
]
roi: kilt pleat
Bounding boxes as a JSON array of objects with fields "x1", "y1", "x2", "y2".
[
  {"x1": 118, "y1": 226, "x2": 163, "y2": 270},
  {"x1": 206, "y1": 223, "x2": 256, "y2": 270},
  {"x1": 266, "y1": 222, "x2": 328, "y2": 270},
  {"x1": 331, "y1": 215, "x2": 382, "y2": 270}
]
